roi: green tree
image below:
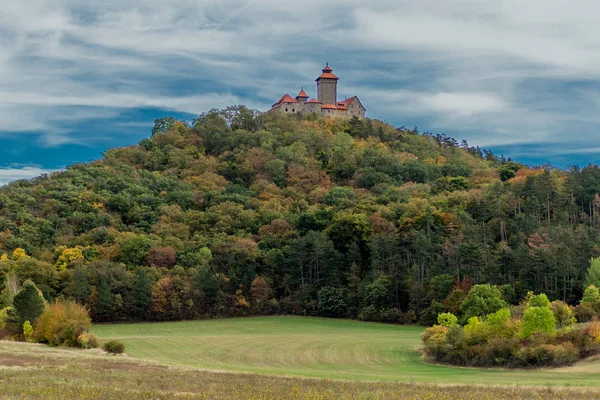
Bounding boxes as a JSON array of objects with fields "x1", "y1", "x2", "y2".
[
  {"x1": 12, "y1": 280, "x2": 45, "y2": 327},
  {"x1": 317, "y1": 286, "x2": 347, "y2": 318},
  {"x1": 437, "y1": 312, "x2": 458, "y2": 328},
  {"x1": 585, "y1": 257, "x2": 600, "y2": 289},
  {"x1": 151, "y1": 117, "x2": 176, "y2": 136},
  {"x1": 132, "y1": 269, "x2": 152, "y2": 319},
  {"x1": 459, "y1": 284, "x2": 506, "y2": 324},
  {"x1": 521, "y1": 306, "x2": 556, "y2": 339},
  {"x1": 95, "y1": 280, "x2": 113, "y2": 321},
  {"x1": 528, "y1": 293, "x2": 550, "y2": 308}
]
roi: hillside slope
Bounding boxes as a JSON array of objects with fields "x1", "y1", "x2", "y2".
[{"x1": 1, "y1": 107, "x2": 599, "y2": 323}]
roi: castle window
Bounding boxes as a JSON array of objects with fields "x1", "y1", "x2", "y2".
[
  {"x1": 285, "y1": 108, "x2": 288, "y2": 112},
  {"x1": 292, "y1": 109, "x2": 295, "y2": 112}
]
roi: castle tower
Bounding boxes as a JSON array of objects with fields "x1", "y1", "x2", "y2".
[
  {"x1": 316, "y1": 63, "x2": 338, "y2": 105},
  {"x1": 296, "y1": 88, "x2": 309, "y2": 104}
]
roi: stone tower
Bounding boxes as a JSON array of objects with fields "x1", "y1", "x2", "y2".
[{"x1": 316, "y1": 63, "x2": 338, "y2": 105}]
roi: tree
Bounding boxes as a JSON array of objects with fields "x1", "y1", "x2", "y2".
[
  {"x1": 147, "y1": 246, "x2": 177, "y2": 269},
  {"x1": 249, "y1": 277, "x2": 271, "y2": 312},
  {"x1": 12, "y1": 280, "x2": 45, "y2": 327},
  {"x1": 521, "y1": 306, "x2": 556, "y2": 339},
  {"x1": 459, "y1": 284, "x2": 506, "y2": 324},
  {"x1": 317, "y1": 287, "x2": 347, "y2": 318},
  {"x1": 152, "y1": 117, "x2": 176, "y2": 136},
  {"x1": 585, "y1": 257, "x2": 600, "y2": 289},
  {"x1": 34, "y1": 299, "x2": 92, "y2": 346},
  {"x1": 132, "y1": 269, "x2": 152, "y2": 319},
  {"x1": 95, "y1": 280, "x2": 113, "y2": 321}
]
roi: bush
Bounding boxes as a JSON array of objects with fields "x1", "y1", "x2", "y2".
[
  {"x1": 437, "y1": 312, "x2": 458, "y2": 328},
  {"x1": 23, "y1": 320, "x2": 34, "y2": 342},
  {"x1": 551, "y1": 301, "x2": 576, "y2": 328},
  {"x1": 103, "y1": 340, "x2": 125, "y2": 354},
  {"x1": 576, "y1": 301, "x2": 596, "y2": 322},
  {"x1": 78, "y1": 333, "x2": 99, "y2": 349},
  {"x1": 421, "y1": 325, "x2": 448, "y2": 358},
  {"x1": 34, "y1": 300, "x2": 91, "y2": 347}
]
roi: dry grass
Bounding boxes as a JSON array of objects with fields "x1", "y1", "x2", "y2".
[{"x1": 1, "y1": 341, "x2": 600, "y2": 400}]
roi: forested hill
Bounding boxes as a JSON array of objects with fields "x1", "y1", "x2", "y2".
[{"x1": 1, "y1": 107, "x2": 599, "y2": 324}]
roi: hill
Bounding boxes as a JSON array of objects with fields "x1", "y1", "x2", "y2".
[{"x1": 1, "y1": 106, "x2": 599, "y2": 324}]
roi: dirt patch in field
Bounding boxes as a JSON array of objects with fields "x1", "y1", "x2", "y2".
[{"x1": 0, "y1": 354, "x2": 60, "y2": 368}]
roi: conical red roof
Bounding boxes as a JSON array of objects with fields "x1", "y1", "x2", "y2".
[
  {"x1": 296, "y1": 88, "x2": 309, "y2": 98},
  {"x1": 316, "y1": 64, "x2": 338, "y2": 80}
]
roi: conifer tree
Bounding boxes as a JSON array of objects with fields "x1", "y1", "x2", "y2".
[
  {"x1": 95, "y1": 280, "x2": 113, "y2": 321},
  {"x1": 12, "y1": 280, "x2": 45, "y2": 326},
  {"x1": 132, "y1": 269, "x2": 151, "y2": 319}
]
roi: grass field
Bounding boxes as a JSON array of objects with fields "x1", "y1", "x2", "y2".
[
  {"x1": 2, "y1": 340, "x2": 600, "y2": 399},
  {"x1": 92, "y1": 316, "x2": 600, "y2": 386}
]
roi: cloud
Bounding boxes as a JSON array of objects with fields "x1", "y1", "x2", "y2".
[
  {"x1": 0, "y1": 166, "x2": 60, "y2": 186},
  {"x1": 1, "y1": 0, "x2": 600, "y2": 165}
]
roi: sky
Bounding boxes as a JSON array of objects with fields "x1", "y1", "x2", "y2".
[{"x1": 1, "y1": 0, "x2": 600, "y2": 185}]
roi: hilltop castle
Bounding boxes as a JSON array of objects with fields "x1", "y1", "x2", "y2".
[{"x1": 271, "y1": 64, "x2": 366, "y2": 118}]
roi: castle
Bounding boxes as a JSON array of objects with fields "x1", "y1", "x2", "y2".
[{"x1": 271, "y1": 64, "x2": 366, "y2": 118}]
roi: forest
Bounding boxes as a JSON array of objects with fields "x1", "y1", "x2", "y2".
[{"x1": 1, "y1": 106, "x2": 600, "y2": 325}]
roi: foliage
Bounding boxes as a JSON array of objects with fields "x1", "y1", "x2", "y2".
[
  {"x1": 77, "y1": 332, "x2": 99, "y2": 349},
  {"x1": 550, "y1": 301, "x2": 576, "y2": 328},
  {"x1": 103, "y1": 340, "x2": 125, "y2": 354},
  {"x1": 437, "y1": 312, "x2": 457, "y2": 328},
  {"x1": 459, "y1": 284, "x2": 506, "y2": 324},
  {"x1": 23, "y1": 320, "x2": 33, "y2": 342},
  {"x1": 34, "y1": 299, "x2": 92, "y2": 347},
  {"x1": 528, "y1": 293, "x2": 551, "y2": 308},
  {"x1": 317, "y1": 286, "x2": 347, "y2": 318},
  {"x1": 12, "y1": 280, "x2": 46, "y2": 327},
  {"x1": 1, "y1": 109, "x2": 600, "y2": 325},
  {"x1": 585, "y1": 257, "x2": 600, "y2": 289},
  {"x1": 521, "y1": 306, "x2": 556, "y2": 339}
]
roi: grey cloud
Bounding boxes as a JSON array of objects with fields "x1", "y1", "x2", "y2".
[{"x1": 1, "y1": 1, "x2": 600, "y2": 163}]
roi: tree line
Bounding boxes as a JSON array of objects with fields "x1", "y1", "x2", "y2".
[{"x1": 1, "y1": 106, "x2": 600, "y2": 325}]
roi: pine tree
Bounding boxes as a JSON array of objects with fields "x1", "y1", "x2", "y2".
[
  {"x1": 132, "y1": 269, "x2": 151, "y2": 319},
  {"x1": 95, "y1": 280, "x2": 113, "y2": 321},
  {"x1": 70, "y1": 268, "x2": 90, "y2": 304},
  {"x1": 12, "y1": 280, "x2": 45, "y2": 326}
]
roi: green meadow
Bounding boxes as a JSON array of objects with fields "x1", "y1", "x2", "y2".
[{"x1": 92, "y1": 316, "x2": 600, "y2": 386}]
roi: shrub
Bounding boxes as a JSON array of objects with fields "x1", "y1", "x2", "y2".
[
  {"x1": 78, "y1": 333, "x2": 99, "y2": 349},
  {"x1": 437, "y1": 312, "x2": 458, "y2": 328},
  {"x1": 521, "y1": 306, "x2": 556, "y2": 339},
  {"x1": 464, "y1": 316, "x2": 489, "y2": 345},
  {"x1": 379, "y1": 308, "x2": 405, "y2": 324},
  {"x1": 487, "y1": 308, "x2": 515, "y2": 339},
  {"x1": 103, "y1": 340, "x2": 125, "y2": 354},
  {"x1": 23, "y1": 320, "x2": 34, "y2": 342},
  {"x1": 550, "y1": 301, "x2": 576, "y2": 328},
  {"x1": 0, "y1": 307, "x2": 11, "y2": 331},
  {"x1": 421, "y1": 325, "x2": 448, "y2": 358},
  {"x1": 34, "y1": 300, "x2": 91, "y2": 347},
  {"x1": 576, "y1": 301, "x2": 596, "y2": 322},
  {"x1": 586, "y1": 321, "x2": 600, "y2": 343}
]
